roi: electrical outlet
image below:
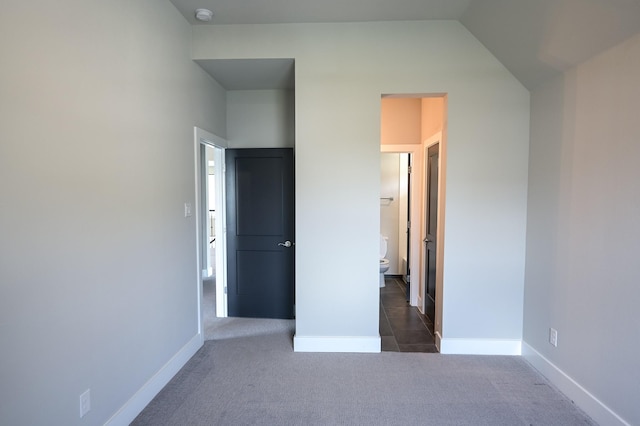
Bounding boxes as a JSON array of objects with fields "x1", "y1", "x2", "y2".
[
  {"x1": 79, "y1": 389, "x2": 91, "y2": 418},
  {"x1": 184, "y1": 202, "x2": 192, "y2": 217},
  {"x1": 549, "y1": 328, "x2": 558, "y2": 347}
]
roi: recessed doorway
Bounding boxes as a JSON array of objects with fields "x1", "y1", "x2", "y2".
[{"x1": 380, "y1": 94, "x2": 447, "y2": 352}]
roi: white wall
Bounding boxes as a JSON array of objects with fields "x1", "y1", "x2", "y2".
[
  {"x1": 193, "y1": 21, "x2": 530, "y2": 352},
  {"x1": 227, "y1": 90, "x2": 295, "y2": 148},
  {"x1": 0, "y1": 1, "x2": 224, "y2": 424},
  {"x1": 524, "y1": 32, "x2": 640, "y2": 426}
]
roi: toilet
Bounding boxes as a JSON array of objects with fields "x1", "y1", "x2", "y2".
[{"x1": 379, "y1": 235, "x2": 390, "y2": 287}]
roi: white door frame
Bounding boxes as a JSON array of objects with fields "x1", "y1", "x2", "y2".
[
  {"x1": 381, "y1": 144, "x2": 423, "y2": 307},
  {"x1": 194, "y1": 127, "x2": 228, "y2": 337}
]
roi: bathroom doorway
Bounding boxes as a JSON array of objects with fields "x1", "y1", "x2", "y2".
[
  {"x1": 380, "y1": 152, "x2": 412, "y2": 297},
  {"x1": 380, "y1": 146, "x2": 423, "y2": 306}
]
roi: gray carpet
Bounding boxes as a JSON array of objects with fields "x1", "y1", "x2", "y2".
[
  {"x1": 132, "y1": 322, "x2": 596, "y2": 426},
  {"x1": 202, "y1": 276, "x2": 217, "y2": 340},
  {"x1": 203, "y1": 276, "x2": 294, "y2": 342}
]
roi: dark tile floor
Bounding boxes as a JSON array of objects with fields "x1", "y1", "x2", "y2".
[{"x1": 380, "y1": 277, "x2": 438, "y2": 353}]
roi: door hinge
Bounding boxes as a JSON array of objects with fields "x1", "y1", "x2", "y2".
[
  {"x1": 408, "y1": 166, "x2": 412, "y2": 174},
  {"x1": 407, "y1": 220, "x2": 411, "y2": 228}
]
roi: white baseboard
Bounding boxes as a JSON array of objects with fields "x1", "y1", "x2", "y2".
[
  {"x1": 435, "y1": 331, "x2": 442, "y2": 352},
  {"x1": 522, "y1": 342, "x2": 630, "y2": 426},
  {"x1": 439, "y1": 338, "x2": 521, "y2": 355},
  {"x1": 105, "y1": 333, "x2": 204, "y2": 426},
  {"x1": 293, "y1": 335, "x2": 381, "y2": 353}
]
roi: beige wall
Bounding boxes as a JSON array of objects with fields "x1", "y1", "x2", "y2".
[
  {"x1": 381, "y1": 98, "x2": 422, "y2": 144},
  {"x1": 381, "y1": 96, "x2": 444, "y2": 145},
  {"x1": 421, "y1": 97, "x2": 445, "y2": 141}
]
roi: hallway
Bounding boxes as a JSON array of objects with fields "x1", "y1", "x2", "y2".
[{"x1": 380, "y1": 277, "x2": 437, "y2": 353}]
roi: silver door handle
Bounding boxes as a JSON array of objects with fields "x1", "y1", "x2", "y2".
[
  {"x1": 278, "y1": 240, "x2": 292, "y2": 248},
  {"x1": 423, "y1": 238, "x2": 431, "y2": 243}
]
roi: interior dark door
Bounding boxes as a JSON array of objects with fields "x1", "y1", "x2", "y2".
[
  {"x1": 424, "y1": 144, "x2": 439, "y2": 323},
  {"x1": 226, "y1": 148, "x2": 294, "y2": 319}
]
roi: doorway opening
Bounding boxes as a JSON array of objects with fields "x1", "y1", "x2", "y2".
[
  {"x1": 380, "y1": 152, "x2": 412, "y2": 298},
  {"x1": 380, "y1": 94, "x2": 447, "y2": 352},
  {"x1": 194, "y1": 127, "x2": 228, "y2": 341}
]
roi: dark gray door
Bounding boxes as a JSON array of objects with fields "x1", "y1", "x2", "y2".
[
  {"x1": 406, "y1": 153, "x2": 412, "y2": 302},
  {"x1": 225, "y1": 148, "x2": 295, "y2": 319},
  {"x1": 424, "y1": 144, "x2": 439, "y2": 323}
]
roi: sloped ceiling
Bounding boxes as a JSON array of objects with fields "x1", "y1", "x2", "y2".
[
  {"x1": 461, "y1": 0, "x2": 640, "y2": 89},
  {"x1": 170, "y1": 0, "x2": 640, "y2": 90}
]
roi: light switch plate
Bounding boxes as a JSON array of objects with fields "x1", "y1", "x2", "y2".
[
  {"x1": 549, "y1": 328, "x2": 558, "y2": 347},
  {"x1": 79, "y1": 389, "x2": 90, "y2": 418}
]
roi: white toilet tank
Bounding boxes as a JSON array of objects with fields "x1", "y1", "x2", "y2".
[{"x1": 380, "y1": 235, "x2": 387, "y2": 259}]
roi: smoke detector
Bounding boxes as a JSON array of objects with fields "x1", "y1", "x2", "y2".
[{"x1": 195, "y1": 8, "x2": 214, "y2": 22}]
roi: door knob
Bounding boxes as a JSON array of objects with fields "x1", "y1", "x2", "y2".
[{"x1": 278, "y1": 240, "x2": 292, "y2": 248}]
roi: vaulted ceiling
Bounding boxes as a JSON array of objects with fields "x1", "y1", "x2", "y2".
[{"x1": 170, "y1": 0, "x2": 640, "y2": 90}]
